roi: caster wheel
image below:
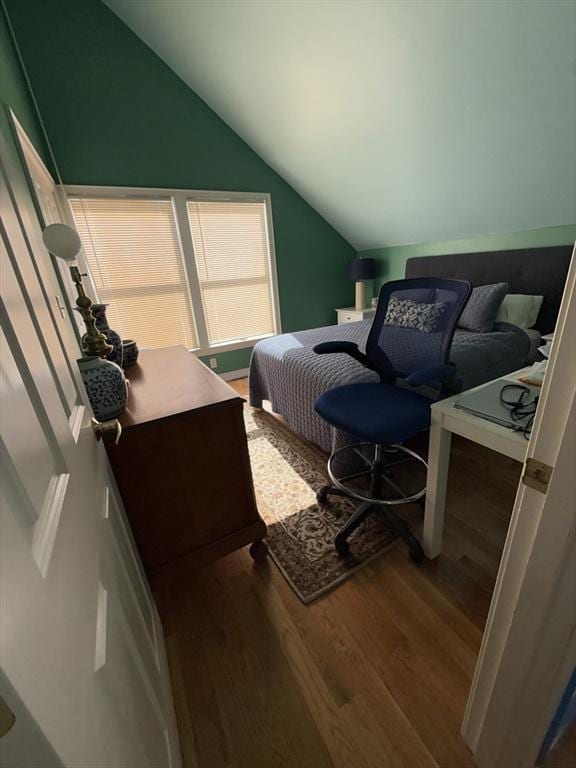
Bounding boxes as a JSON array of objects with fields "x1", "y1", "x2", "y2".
[
  {"x1": 335, "y1": 538, "x2": 350, "y2": 557},
  {"x1": 409, "y1": 542, "x2": 424, "y2": 565},
  {"x1": 249, "y1": 539, "x2": 269, "y2": 562},
  {"x1": 316, "y1": 487, "x2": 329, "y2": 506}
]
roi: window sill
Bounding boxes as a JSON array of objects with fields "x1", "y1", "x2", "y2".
[{"x1": 190, "y1": 334, "x2": 276, "y2": 357}]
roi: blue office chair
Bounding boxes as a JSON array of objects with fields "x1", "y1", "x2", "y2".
[{"x1": 314, "y1": 277, "x2": 471, "y2": 563}]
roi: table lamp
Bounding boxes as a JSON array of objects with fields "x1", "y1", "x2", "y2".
[
  {"x1": 348, "y1": 257, "x2": 376, "y2": 310},
  {"x1": 42, "y1": 223, "x2": 112, "y2": 358}
]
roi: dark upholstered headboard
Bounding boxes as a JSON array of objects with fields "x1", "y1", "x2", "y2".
[{"x1": 405, "y1": 246, "x2": 572, "y2": 333}]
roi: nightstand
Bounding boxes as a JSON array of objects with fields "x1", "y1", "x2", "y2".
[{"x1": 336, "y1": 306, "x2": 376, "y2": 324}]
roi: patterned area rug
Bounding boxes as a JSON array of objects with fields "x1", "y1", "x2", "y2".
[{"x1": 244, "y1": 406, "x2": 400, "y2": 604}]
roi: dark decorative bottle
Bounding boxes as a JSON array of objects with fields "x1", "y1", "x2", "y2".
[{"x1": 81, "y1": 303, "x2": 123, "y2": 367}]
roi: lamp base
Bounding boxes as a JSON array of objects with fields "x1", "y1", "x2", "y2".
[{"x1": 355, "y1": 281, "x2": 366, "y2": 311}]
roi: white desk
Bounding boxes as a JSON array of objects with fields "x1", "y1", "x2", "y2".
[{"x1": 422, "y1": 369, "x2": 530, "y2": 559}]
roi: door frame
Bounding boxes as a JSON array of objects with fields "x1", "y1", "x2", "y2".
[
  {"x1": 9, "y1": 109, "x2": 99, "y2": 302},
  {"x1": 462, "y1": 245, "x2": 576, "y2": 767}
]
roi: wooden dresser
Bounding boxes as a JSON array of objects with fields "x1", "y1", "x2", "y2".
[{"x1": 104, "y1": 346, "x2": 267, "y2": 576}]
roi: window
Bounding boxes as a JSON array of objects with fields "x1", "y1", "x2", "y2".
[
  {"x1": 67, "y1": 189, "x2": 279, "y2": 353},
  {"x1": 187, "y1": 200, "x2": 276, "y2": 345},
  {"x1": 70, "y1": 197, "x2": 197, "y2": 350}
]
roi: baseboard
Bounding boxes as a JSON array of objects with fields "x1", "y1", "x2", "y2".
[{"x1": 220, "y1": 368, "x2": 250, "y2": 381}]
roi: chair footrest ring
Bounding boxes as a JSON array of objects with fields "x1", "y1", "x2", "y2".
[{"x1": 327, "y1": 442, "x2": 427, "y2": 506}]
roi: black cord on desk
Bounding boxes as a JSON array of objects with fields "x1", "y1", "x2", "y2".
[{"x1": 499, "y1": 384, "x2": 538, "y2": 439}]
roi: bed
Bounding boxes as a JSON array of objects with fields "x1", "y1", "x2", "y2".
[{"x1": 249, "y1": 246, "x2": 572, "y2": 453}]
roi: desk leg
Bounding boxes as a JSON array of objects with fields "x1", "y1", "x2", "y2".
[{"x1": 423, "y1": 413, "x2": 452, "y2": 559}]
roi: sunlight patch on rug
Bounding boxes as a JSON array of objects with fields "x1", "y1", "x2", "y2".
[{"x1": 244, "y1": 407, "x2": 400, "y2": 603}]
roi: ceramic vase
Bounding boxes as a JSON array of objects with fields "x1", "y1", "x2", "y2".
[
  {"x1": 80, "y1": 303, "x2": 123, "y2": 367},
  {"x1": 78, "y1": 356, "x2": 128, "y2": 420},
  {"x1": 121, "y1": 339, "x2": 139, "y2": 369}
]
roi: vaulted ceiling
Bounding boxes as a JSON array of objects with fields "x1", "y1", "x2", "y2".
[{"x1": 105, "y1": 0, "x2": 575, "y2": 250}]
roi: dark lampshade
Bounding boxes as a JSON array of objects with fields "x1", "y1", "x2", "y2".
[{"x1": 347, "y1": 257, "x2": 376, "y2": 281}]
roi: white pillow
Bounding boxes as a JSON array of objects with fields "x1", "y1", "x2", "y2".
[{"x1": 496, "y1": 294, "x2": 543, "y2": 329}]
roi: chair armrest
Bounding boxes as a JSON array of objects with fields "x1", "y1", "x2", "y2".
[
  {"x1": 405, "y1": 364, "x2": 455, "y2": 387},
  {"x1": 314, "y1": 341, "x2": 360, "y2": 355},
  {"x1": 313, "y1": 341, "x2": 372, "y2": 369}
]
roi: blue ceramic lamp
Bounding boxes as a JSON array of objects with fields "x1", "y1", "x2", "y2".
[{"x1": 348, "y1": 257, "x2": 376, "y2": 310}]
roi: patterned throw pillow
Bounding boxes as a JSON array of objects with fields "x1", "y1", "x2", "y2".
[{"x1": 384, "y1": 296, "x2": 447, "y2": 333}]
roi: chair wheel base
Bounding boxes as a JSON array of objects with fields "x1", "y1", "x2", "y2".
[
  {"x1": 409, "y1": 542, "x2": 424, "y2": 564},
  {"x1": 317, "y1": 486, "x2": 330, "y2": 506},
  {"x1": 335, "y1": 538, "x2": 350, "y2": 557}
]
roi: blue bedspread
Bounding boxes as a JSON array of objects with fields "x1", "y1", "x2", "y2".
[{"x1": 249, "y1": 320, "x2": 529, "y2": 453}]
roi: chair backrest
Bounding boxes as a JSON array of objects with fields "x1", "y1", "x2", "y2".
[{"x1": 366, "y1": 277, "x2": 471, "y2": 381}]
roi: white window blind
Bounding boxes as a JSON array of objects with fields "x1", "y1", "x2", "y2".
[
  {"x1": 187, "y1": 200, "x2": 276, "y2": 345},
  {"x1": 69, "y1": 197, "x2": 197, "y2": 350}
]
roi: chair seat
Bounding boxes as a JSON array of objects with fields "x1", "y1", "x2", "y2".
[{"x1": 315, "y1": 383, "x2": 432, "y2": 445}]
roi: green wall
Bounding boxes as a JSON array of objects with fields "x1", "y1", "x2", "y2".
[
  {"x1": 198, "y1": 347, "x2": 252, "y2": 375},
  {"x1": 0, "y1": 5, "x2": 50, "y2": 170},
  {"x1": 4, "y1": 0, "x2": 355, "y2": 374},
  {"x1": 360, "y1": 225, "x2": 576, "y2": 287}
]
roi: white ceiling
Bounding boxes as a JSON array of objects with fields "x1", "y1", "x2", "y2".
[{"x1": 105, "y1": 0, "x2": 576, "y2": 250}]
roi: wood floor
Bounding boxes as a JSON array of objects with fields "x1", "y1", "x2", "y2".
[{"x1": 153, "y1": 378, "x2": 522, "y2": 768}]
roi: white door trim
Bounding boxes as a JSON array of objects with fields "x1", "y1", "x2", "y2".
[
  {"x1": 461, "y1": 244, "x2": 576, "y2": 768},
  {"x1": 9, "y1": 110, "x2": 99, "y2": 315}
]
